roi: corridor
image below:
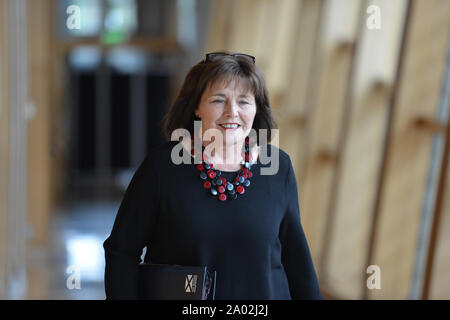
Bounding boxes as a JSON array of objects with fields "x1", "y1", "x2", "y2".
[{"x1": 27, "y1": 200, "x2": 119, "y2": 299}]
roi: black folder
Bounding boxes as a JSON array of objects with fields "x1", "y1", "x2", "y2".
[{"x1": 138, "y1": 263, "x2": 216, "y2": 300}]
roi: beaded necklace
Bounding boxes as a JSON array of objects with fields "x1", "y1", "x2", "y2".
[{"x1": 192, "y1": 137, "x2": 254, "y2": 201}]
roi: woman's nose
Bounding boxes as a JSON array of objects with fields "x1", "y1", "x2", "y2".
[{"x1": 224, "y1": 100, "x2": 238, "y2": 117}]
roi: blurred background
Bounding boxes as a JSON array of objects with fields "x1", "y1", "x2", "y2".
[{"x1": 0, "y1": 0, "x2": 449, "y2": 300}]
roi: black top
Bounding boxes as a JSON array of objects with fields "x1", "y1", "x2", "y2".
[{"x1": 103, "y1": 140, "x2": 322, "y2": 300}]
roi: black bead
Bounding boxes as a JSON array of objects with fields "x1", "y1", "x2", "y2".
[
  {"x1": 239, "y1": 176, "x2": 245, "y2": 183},
  {"x1": 216, "y1": 170, "x2": 221, "y2": 177},
  {"x1": 226, "y1": 183, "x2": 234, "y2": 191},
  {"x1": 215, "y1": 178, "x2": 222, "y2": 185},
  {"x1": 228, "y1": 189, "x2": 236, "y2": 195},
  {"x1": 211, "y1": 188, "x2": 218, "y2": 196},
  {"x1": 232, "y1": 193, "x2": 238, "y2": 200},
  {"x1": 204, "y1": 164, "x2": 210, "y2": 170},
  {"x1": 200, "y1": 172, "x2": 207, "y2": 180},
  {"x1": 234, "y1": 181, "x2": 240, "y2": 186},
  {"x1": 244, "y1": 179, "x2": 251, "y2": 187}
]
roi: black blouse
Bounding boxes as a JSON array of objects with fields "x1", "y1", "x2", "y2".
[{"x1": 103, "y1": 140, "x2": 322, "y2": 299}]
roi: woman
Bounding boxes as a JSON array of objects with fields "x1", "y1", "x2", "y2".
[{"x1": 103, "y1": 52, "x2": 322, "y2": 299}]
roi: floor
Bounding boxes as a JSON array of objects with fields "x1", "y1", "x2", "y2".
[{"x1": 27, "y1": 199, "x2": 120, "y2": 299}]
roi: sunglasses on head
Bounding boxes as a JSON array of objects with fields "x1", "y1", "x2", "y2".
[{"x1": 204, "y1": 52, "x2": 256, "y2": 64}]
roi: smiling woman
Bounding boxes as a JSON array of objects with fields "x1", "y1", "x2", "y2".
[
  {"x1": 103, "y1": 52, "x2": 322, "y2": 300},
  {"x1": 163, "y1": 52, "x2": 277, "y2": 147},
  {"x1": 193, "y1": 78, "x2": 257, "y2": 171}
]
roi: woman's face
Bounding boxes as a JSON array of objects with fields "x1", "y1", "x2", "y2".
[{"x1": 195, "y1": 78, "x2": 257, "y2": 150}]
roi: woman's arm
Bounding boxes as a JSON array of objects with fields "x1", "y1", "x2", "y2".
[
  {"x1": 279, "y1": 156, "x2": 322, "y2": 300},
  {"x1": 103, "y1": 155, "x2": 160, "y2": 299}
]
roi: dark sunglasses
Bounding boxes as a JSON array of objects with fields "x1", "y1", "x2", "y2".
[{"x1": 204, "y1": 52, "x2": 256, "y2": 64}]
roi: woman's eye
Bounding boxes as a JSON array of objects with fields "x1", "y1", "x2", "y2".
[
  {"x1": 212, "y1": 100, "x2": 225, "y2": 104},
  {"x1": 240, "y1": 101, "x2": 249, "y2": 105}
]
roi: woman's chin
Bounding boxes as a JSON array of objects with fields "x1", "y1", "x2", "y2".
[{"x1": 223, "y1": 138, "x2": 245, "y2": 148}]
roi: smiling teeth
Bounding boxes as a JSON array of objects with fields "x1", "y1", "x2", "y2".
[{"x1": 221, "y1": 124, "x2": 239, "y2": 129}]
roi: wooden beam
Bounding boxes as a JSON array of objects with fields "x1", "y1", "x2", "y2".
[
  {"x1": 319, "y1": 0, "x2": 409, "y2": 299},
  {"x1": 27, "y1": 0, "x2": 53, "y2": 245},
  {"x1": 413, "y1": 116, "x2": 447, "y2": 134},
  {"x1": 0, "y1": 0, "x2": 10, "y2": 300},
  {"x1": 205, "y1": 0, "x2": 235, "y2": 52},
  {"x1": 423, "y1": 94, "x2": 450, "y2": 299},
  {"x1": 279, "y1": 0, "x2": 324, "y2": 180},
  {"x1": 428, "y1": 122, "x2": 450, "y2": 299},
  {"x1": 299, "y1": 0, "x2": 363, "y2": 290},
  {"x1": 8, "y1": 0, "x2": 29, "y2": 299},
  {"x1": 422, "y1": 36, "x2": 450, "y2": 298},
  {"x1": 368, "y1": 0, "x2": 449, "y2": 299}
]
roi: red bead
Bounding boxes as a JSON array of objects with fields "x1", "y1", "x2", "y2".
[
  {"x1": 248, "y1": 171, "x2": 253, "y2": 178},
  {"x1": 245, "y1": 154, "x2": 249, "y2": 162},
  {"x1": 219, "y1": 193, "x2": 227, "y2": 201},
  {"x1": 243, "y1": 173, "x2": 248, "y2": 179},
  {"x1": 207, "y1": 170, "x2": 216, "y2": 179},
  {"x1": 218, "y1": 185, "x2": 225, "y2": 193},
  {"x1": 203, "y1": 181, "x2": 211, "y2": 189},
  {"x1": 197, "y1": 164, "x2": 204, "y2": 171},
  {"x1": 220, "y1": 177, "x2": 226, "y2": 185},
  {"x1": 210, "y1": 163, "x2": 213, "y2": 168},
  {"x1": 236, "y1": 185, "x2": 245, "y2": 194}
]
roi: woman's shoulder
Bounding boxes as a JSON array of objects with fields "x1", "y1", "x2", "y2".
[
  {"x1": 257, "y1": 144, "x2": 293, "y2": 177},
  {"x1": 135, "y1": 140, "x2": 177, "y2": 173},
  {"x1": 259, "y1": 144, "x2": 291, "y2": 161}
]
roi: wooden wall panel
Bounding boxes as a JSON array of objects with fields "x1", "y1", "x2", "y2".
[
  {"x1": 299, "y1": 0, "x2": 362, "y2": 278},
  {"x1": 7, "y1": 0, "x2": 29, "y2": 299},
  {"x1": 368, "y1": 0, "x2": 450, "y2": 299},
  {"x1": 263, "y1": 0, "x2": 301, "y2": 103},
  {"x1": 204, "y1": 0, "x2": 304, "y2": 151},
  {"x1": 430, "y1": 152, "x2": 450, "y2": 299},
  {"x1": 206, "y1": 0, "x2": 267, "y2": 60},
  {"x1": 206, "y1": 0, "x2": 301, "y2": 107},
  {"x1": 325, "y1": 0, "x2": 408, "y2": 299},
  {"x1": 228, "y1": 0, "x2": 280, "y2": 86},
  {"x1": 203, "y1": 0, "x2": 449, "y2": 300},
  {"x1": 228, "y1": 0, "x2": 268, "y2": 57},
  {"x1": 26, "y1": 0, "x2": 54, "y2": 299},
  {"x1": 205, "y1": 0, "x2": 234, "y2": 52},
  {"x1": 0, "y1": 0, "x2": 10, "y2": 300},
  {"x1": 27, "y1": 0, "x2": 53, "y2": 245},
  {"x1": 301, "y1": 42, "x2": 356, "y2": 270},
  {"x1": 279, "y1": 0, "x2": 323, "y2": 175}
]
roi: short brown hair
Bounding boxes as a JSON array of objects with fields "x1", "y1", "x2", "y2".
[{"x1": 162, "y1": 53, "x2": 278, "y2": 144}]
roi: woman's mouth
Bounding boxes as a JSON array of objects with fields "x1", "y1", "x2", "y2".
[{"x1": 219, "y1": 123, "x2": 241, "y2": 130}]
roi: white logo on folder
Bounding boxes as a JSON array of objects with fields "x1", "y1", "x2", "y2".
[{"x1": 185, "y1": 274, "x2": 197, "y2": 293}]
